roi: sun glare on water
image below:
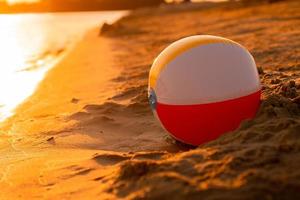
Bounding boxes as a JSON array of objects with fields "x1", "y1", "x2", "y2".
[
  {"x1": 0, "y1": 15, "x2": 51, "y2": 121},
  {"x1": 6, "y1": 0, "x2": 39, "y2": 4},
  {"x1": 0, "y1": 11, "x2": 127, "y2": 122}
]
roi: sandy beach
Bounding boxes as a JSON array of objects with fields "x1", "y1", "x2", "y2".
[{"x1": 0, "y1": 0, "x2": 300, "y2": 199}]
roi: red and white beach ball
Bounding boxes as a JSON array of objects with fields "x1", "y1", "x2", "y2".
[{"x1": 148, "y1": 35, "x2": 261, "y2": 146}]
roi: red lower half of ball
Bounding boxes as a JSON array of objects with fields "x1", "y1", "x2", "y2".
[{"x1": 156, "y1": 90, "x2": 261, "y2": 146}]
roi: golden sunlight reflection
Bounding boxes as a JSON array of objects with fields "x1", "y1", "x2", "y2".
[
  {"x1": 6, "y1": 0, "x2": 39, "y2": 4},
  {"x1": 0, "y1": 11, "x2": 126, "y2": 122},
  {"x1": 0, "y1": 15, "x2": 49, "y2": 121}
]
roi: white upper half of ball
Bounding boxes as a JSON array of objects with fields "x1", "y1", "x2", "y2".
[{"x1": 154, "y1": 42, "x2": 261, "y2": 105}]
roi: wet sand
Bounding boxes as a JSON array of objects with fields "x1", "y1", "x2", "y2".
[{"x1": 0, "y1": 0, "x2": 300, "y2": 199}]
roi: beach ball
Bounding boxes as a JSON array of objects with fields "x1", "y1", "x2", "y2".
[{"x1": 148, "y1": 35, "x2": 261, "y2": 146}]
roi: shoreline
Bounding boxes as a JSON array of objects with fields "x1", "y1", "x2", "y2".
[
  {"x1": 1, "y1": 1, "x2": 300, "y2": 199},
  {"x1": 0, "y1": 39, "x2": 70, "y2": 122},
  {"x1": 0, "y1": 11, "x2": 127, "y2": 123}
]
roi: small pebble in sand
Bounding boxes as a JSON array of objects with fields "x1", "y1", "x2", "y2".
[
  {"x1": 47, "y1": 137, "x2": 54, "y2": 141},
  {"x1": 71, "y1": 98, "x2": 80, "y2": 104},
  {"x1": 46, "y1": 137, "x2": 55, "y2": 144}
]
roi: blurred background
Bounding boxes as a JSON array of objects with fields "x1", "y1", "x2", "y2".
[{"x1": 0, "y1": 0, "x2": 281, "y2": 13}]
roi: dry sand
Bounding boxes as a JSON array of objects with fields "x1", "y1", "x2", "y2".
[{"x1": 0, "y1": 0, "x2": 300, "y2": 199}]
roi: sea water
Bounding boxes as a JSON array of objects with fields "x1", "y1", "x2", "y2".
[{"x1": 0, "y1": 11, "x2": 127, "y2": 121}]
